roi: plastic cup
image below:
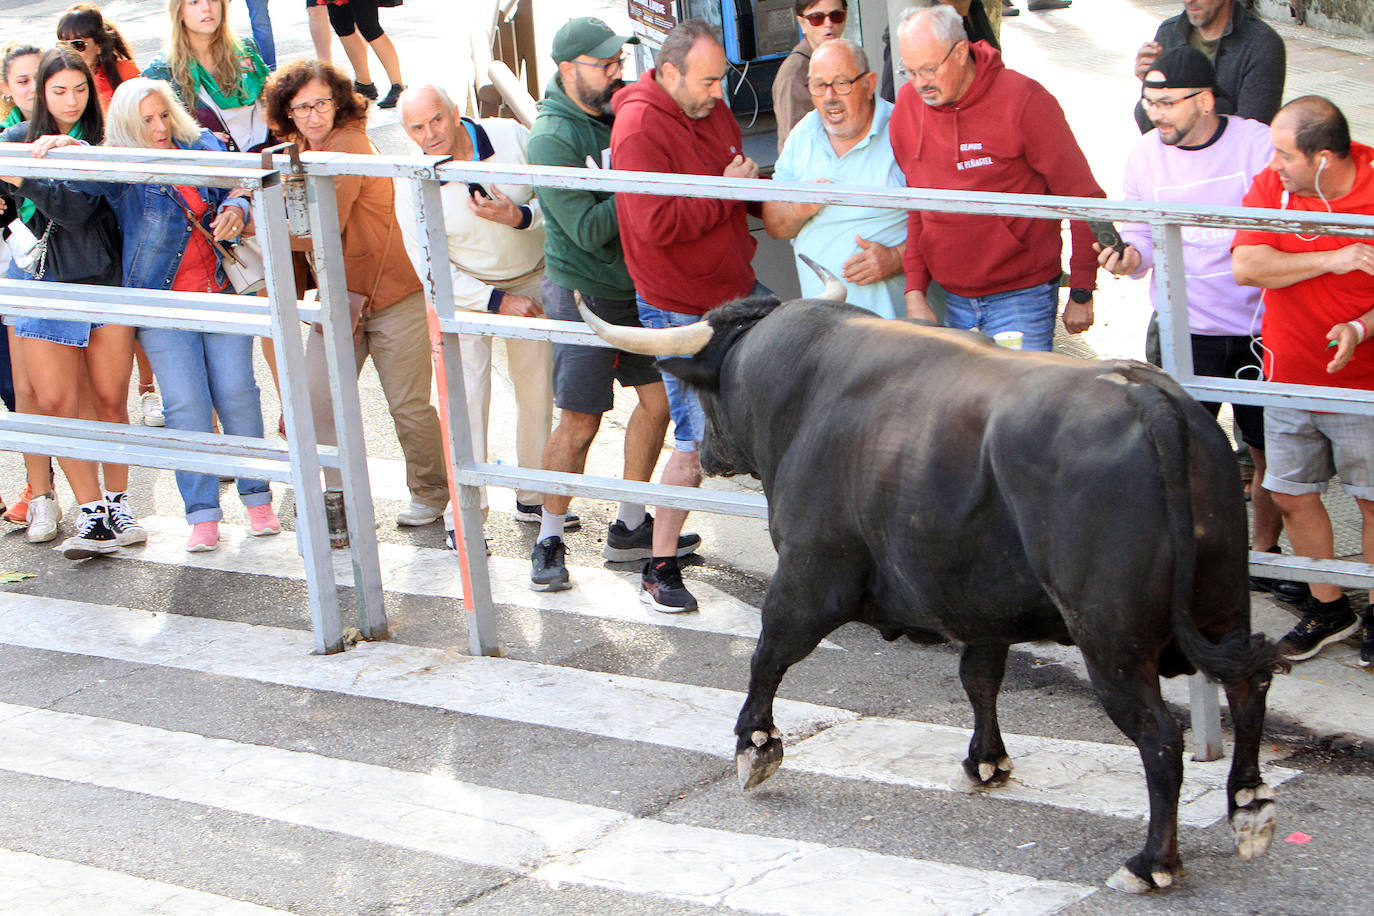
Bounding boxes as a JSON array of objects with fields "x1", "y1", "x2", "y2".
[{"x1": 993, "y1": 330, "x2": 1024, "y2": 350}]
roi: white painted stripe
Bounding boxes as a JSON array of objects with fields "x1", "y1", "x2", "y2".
[
  {"x1": 0, "y1": 847, "x2": 291, "y2": 915},
  {"x1": 0, "y1": 595, "x2": 1296, "y2": 826},
  {"x1": 113, "y1": 515, "x2": 794, "y2": 645},
  {"x1": 0, "y1": 705, "x2": 1091, "y2": 916}
]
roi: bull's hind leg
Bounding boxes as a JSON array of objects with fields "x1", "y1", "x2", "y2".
[
  {"x1": 958, "y1": 642, "x2": 1014, "y2": 789},
  {"x1": 735, "y1": 560, "x2": 863, "y2": 790},
  {"x1": 1224, "y1": 668, "x2": 1278, "y2": 860},
  {"x1": 1083, "y1": 662, "x2": 1186, "y2": 893}
]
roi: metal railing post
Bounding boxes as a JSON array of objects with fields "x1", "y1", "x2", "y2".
[
  {"x1": 255, "y1": 181, "x2": 345, "y2": 655},
  {"x1": 303, "y1": 172, "x2": 388, "y2": 639},
  {"x1": 411, "y1": 175, "x2": 500, "y2": 656}
]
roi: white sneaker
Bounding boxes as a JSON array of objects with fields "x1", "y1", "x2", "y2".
[
  {"x1": 141, "y1": 391, "x2": 165, "y2": 427},
  {"x1": 396, "y1": 501, "x2": 443, "y2": 527},
  {"x1": 26, "y1": 493, "x2": 62, "y2": 543}
]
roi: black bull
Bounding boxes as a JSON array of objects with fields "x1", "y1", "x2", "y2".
[{"x1": 580, "y1": 292, "x2": 1284, "y2": 893}]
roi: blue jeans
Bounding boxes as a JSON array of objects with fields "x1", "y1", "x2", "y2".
[
  {"x1": 636, "y1": 297, "x2": 706, "y2": 451},
  {"x1": 137, "y1": 328, "x2": 271, "y2": 522},
  {"x1": 244, "y1": 0, "x2": 277, "y2": 69},
  {"x1": 944, "y1": 279, "x2": 1059, "y2": 352}
]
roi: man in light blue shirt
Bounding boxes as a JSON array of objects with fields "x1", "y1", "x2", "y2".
[{"x1": 764, "y1": 39, "x2": 907, "y2": 319}]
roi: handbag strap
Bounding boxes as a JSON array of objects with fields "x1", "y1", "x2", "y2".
[{"x1": 170, "y1": 188, "x2": 242, "y2": 267}]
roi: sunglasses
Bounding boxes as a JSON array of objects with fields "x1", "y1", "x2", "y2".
[
  {"x1": 61, "y1": 38, "x2": 91, "y2": 52},
  {"x1": 801, "y1": 9, "x2": 847, "y2": 26}
]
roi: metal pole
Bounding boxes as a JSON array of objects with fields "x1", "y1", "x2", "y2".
[
  {"x1": 411, "y1": 176, "x2": 500, "y2": 656},
  {"x1": 256, "y1": 181, "x2": 344, "y2": 655},
  {"x1": 304, "y1": 173, "x2": 388, "y2": 639}
]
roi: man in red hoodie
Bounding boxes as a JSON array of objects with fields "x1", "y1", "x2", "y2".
[
  {"x1": 891, "y1": 5, "x2": 1103, "y2": 350},
  {"x1": 611, "y1": 19, "x2": 765, "y2": 614}
]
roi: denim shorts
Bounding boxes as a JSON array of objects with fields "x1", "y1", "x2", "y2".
[
  {"x1": 636, "y1": 296, "x2": 707, "y2": 451},
  {"x1": 1263, "y1": 406, "x2": 1374, "y2": 500},
  {"x1": 944, "y1": 279, "x2": 1059, "y2": 352},
  {"x1": 5, "y1": 261, "x2": 100, "y2": 347}
]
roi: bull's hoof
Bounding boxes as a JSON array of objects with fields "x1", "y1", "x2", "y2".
[
  {"x1": 737, "y1": 728, "x2": 784, "y2": 790},
  {"x1": 1231, "y1": 784, "x2": 1277, "y2": 860},
  {"x1": 958, "y1": 755, "x2": 1013, "y2": 791},
  {"x1": 1106, "y1": 862, "x2": 1183, "y2": 894}
]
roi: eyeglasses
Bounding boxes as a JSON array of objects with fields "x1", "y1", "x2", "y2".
[
  {"x1": 1139, "y1": 89, "x2": 1204, "y2": 111},
  {"x1": 61, "y1": 38, "x2": 90, "y2": 52},
  {"x1": 807, "y1": 70, "x2": 868, "y2": 96},
  {"x1": 802, "y1": 9, "x2": 847, "y2": 26},
  {"x1": 572, "y1": 56, "x2": 624, "y2": 75},
  {"x1": 897, "y1": 41, "x2": 962, "y2": 83},
  {"x1": 288, "y1": 97, "x2": 335, "y2": 118}
]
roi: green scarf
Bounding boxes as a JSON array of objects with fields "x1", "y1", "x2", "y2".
[
  {"x1": 1, "y1": 107, "x2": 21, "y2": 130},
  {"x1": 189, "y1": 41, "x2": 268, "y2": 110},
  {"x1": 17, "y1": 121, "x2": 84, "y2": 227}
]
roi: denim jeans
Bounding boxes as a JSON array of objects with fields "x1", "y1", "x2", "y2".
[
  {"x1": 137, "y1": 327, "x2": 271, "y2": 522},
  {"x1": 244, "y1": 0, "x2": 277, "y2": 69},
  {"x1": 943, "y1": 279, "x2": 1060, "y2": 352}
]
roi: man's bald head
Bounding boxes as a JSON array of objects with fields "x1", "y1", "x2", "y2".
[
  {"x1": 810, "y1": 37, "x2": 866, "y2": 76},
  {"x1": 398, "y1": 84, "x2": 465, "y2": 158},
  {"x1": 1276, "y1": 95, "x2": 1351, "y2": 161}
]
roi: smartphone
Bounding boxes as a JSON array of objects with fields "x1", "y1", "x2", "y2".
[
  {"x1": 1087, "y1": 219, "x2": 1126, "y2": 256},
  {"x1": 467, "y1": 182, "x2": 491, "y2": 200}
]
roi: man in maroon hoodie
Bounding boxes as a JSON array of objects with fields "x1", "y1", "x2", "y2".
[
  {"x1": 611, "y1": 19, "x2": 765, "y2": 614},
  {"x1": 892, "y1": 5, "x2": 1103, "y2": 350}
]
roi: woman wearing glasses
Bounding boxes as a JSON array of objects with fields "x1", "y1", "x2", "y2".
[
  {"x1": 56, "y1": 3, "x2": 139, "y2": 112},
  {"x1": 262, "y1": 60, "x2": 443, "y2": 547},
  {"x1": 773, "y1": 0, "x2": 848, "y2": 151}
]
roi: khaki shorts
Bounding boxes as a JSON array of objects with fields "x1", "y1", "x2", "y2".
[{"x1": 1263, "y1": 405, "x2": 1374, "y2": 500}]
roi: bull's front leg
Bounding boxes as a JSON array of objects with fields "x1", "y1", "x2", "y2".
[
  {"x1": 736, "y1": 563, "x2": 861, "y2": 790},
  {"x1": 1225, "y1": 667, "x2": 1278, "y2": 860},
  {"x1": 958, "y1": 642, "x2": 1013, "y2": 789}
]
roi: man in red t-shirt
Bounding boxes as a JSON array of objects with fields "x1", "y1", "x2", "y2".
[{"x1": 1233, "y1": 95, "x2": 1374, "y2": 664}]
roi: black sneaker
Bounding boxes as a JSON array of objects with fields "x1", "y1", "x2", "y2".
[
  {"x1": 1249, "y1": 546, "x2": 1311, "y2": 605},
  {"x1": 60, "y1": 504, "x2": 120, "y2": 559},
  {"x1": 105, "y1": 492, "x2": 146, "y2": 546},
  {"x1": 353, "y1": 80, "x2": 378, "y2": 100},
  {"x1": 1361, "y1": 610, "x2": 1374, "y2": 668},
  {"x1": 530, "y1": 536, "x2": 571, "y2": 591},
  {"x1": 378, "y1": 83, "x2": 404, "y2": 109},
  {"x1": 641, "y1": 557, "x2": 698, "y2": 614},
  {"x1": 602, "y1": 514, "x2": 701, "y2": 562},
  {"x1": 1276, "y1": 594, "x2": 1359, "y2": 661},
  {"x1": 513, "y1": 501, "x2": 580, "y2": 531}
]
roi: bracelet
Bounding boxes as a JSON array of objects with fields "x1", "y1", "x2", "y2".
[{"x1": 1349, "y1": 318, "x2": 1368, "y2": 344}]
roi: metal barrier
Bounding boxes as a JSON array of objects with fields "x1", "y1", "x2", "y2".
[{"x1": 6, "y1": 144, "x2": 1373, "y2": 757}]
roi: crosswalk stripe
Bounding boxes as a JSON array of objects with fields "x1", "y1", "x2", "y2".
[
  {"x1": 0, "y1": 594, "x2": 1296, "y2": 826},
  {"x1": 0, "y1": 704, "x2": 1093, "y2": 916},
  {"x1": 110, "y1": 515, "x2": 793, "y2": 645},
  {"x1": 0, "y1": 846, "x2": 292, "y2": 915}
]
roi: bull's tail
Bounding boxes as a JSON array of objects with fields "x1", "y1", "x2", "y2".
[{"x1": 1122, "y1": 370, "x2": 1283, "y2": 683}]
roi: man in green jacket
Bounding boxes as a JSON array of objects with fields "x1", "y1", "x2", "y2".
[{"x1": 525, "y1": 17, "x2": 699, "y2": 593}]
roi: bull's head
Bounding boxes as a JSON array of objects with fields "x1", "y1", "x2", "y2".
[{"x1": 577, "y1": 256, "x2": 846, "y2": 477}]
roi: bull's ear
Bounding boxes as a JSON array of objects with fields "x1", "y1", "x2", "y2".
[{"x1": 657, "y1": 355, "x2": 720, "y2": 391}]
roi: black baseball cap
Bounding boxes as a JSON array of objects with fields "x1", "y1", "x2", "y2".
[{"x1": 1142, "y1": 46, "x2": 1230, "y2": 100}]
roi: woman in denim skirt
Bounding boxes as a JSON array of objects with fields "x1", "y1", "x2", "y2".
[
  {"x1": 0, "y1": 46, "x2": 141, "y2": 560},
  {"x1": 82, "y1": 77, "x2": 281, "y2": 552}
]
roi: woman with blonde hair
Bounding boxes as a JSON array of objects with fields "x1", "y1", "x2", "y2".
[
  {"x1": 73, "y1": 77, "x2": 281, "y2": 551},
  {"x1": 143, "y1": 0, "x2": 271, "y2": 153}
]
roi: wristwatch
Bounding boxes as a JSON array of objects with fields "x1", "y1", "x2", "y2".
[{"x1": 1068, "y1": 288, "x2": 1093, "y2": 304}]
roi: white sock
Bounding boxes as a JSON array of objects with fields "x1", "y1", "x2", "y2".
[
  {"x1": 104, "y1": 490, "x2": 126, "y2": 503},
  {"x1": 539, "y1": 509, "x2": 565, "y2": 541},
  {"x1": 617, "y1": 503, "x2": 646, "y2": 528},
  {"x1": 79, "y1": 499, "x2": 105, "y2": 513}
]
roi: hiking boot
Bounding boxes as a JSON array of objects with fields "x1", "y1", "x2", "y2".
[
  {"x1": 1361, "y1": 609, "x2": 1374, "y2": 668},
  {"x1": 378, "y1": 82, "x2": 404, "y2": 109},
  {"x1": 247, "y1": 503, "x2": 281, "y2": 536},
  {"x1": 1249, "y1": 546, "x2": 1311, "y2": 605},
  {"x1": 514, "y1": 500, "x2": 579, "y2": 530},
  {"x1": 187, "y1": 520, "x2": 220, "y2": 552},
  {"x1": 61, "y1": 503, "x2": 119, "y2": 559},
  {"x1": 641, "y1": 557, "x2": 698, "y2": 614},
  {"x1": 396, "y1": 501, "x2": 443, "y2": 527},
  {"x1": 106, "y1": 493, "x2": 147, "y2": 546},
  {"x1": 26, "y1": 493, "x2": 61, "y2": 543},
  {"x1": 530, "y1": 536, "x2": 571, "y2": 592},
  {"x1": 3, "y1": 482, "x2": 34, "y2": 525},
  {"x1": 353, "y1": 80, "x2": 378, "y2": 100},
  {"x1": 602, "y1": 514, "x2": 701, "y2": 562},
  {"x1": 325, "y1": 491, "x2": 348, "y2": 549},
  {"x1": 1276, "y1": 594, "x2": 1359, "y2": 661}
]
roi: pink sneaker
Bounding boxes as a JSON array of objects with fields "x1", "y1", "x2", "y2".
[
  {"x1": 186, "y1": 520, "x2": 219, "y2": 552},
  {"x1": 247, "y1": 503, "x2": 281, "y2": 536}
]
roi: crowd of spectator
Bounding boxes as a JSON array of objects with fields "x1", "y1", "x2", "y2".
[{"x1": 2, "y1": 0, "x2": 1373, "y2": 652}]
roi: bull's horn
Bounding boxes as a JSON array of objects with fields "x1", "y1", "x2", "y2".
[
  {"x1": 798, "y1": 253, "x2": 847, "y2": 301},
  {"x1": 576, "y1": 293, "x2": 714, "y2": 357}
]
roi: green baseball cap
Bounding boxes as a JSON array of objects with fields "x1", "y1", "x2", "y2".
[{"x1": 552, "y1": 17, "x2": 638, "y2": 63}]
